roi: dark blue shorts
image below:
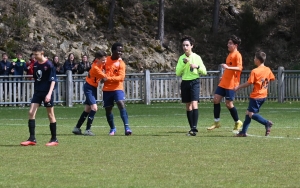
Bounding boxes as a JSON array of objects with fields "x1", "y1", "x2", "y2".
[
  {"x1": 31, "y1": 91, "x2": 54, "y2": 107},
  {"x1": 247, "y1": 98, "x2": 266, "y2": 113},
  {"x1": 180, "y1": 79, "x2": 200, "y2": 103},
  {"x1": 103, "y1": 90, "x2": 125, "y2": 107},
  {"x1": 215, "y1": 86, "x2": 235, "y2": 101},
  {"x1": 84, "y1": 83, "x2": 97, "y2": 105}
]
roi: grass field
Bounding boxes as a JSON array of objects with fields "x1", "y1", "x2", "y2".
[{"x1": 0, "y1": 101, "x2": 300, "y2": 188}]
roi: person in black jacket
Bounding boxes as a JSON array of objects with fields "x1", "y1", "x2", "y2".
[
  {"x1": 77, "y1": 54, "x2": 91, "y2": 74},
  {"x1": 63, "y1": 53, "x2": 78, "y2": 74}
]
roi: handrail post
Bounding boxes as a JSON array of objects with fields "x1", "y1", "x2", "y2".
[
  {"x1": 144, "y1": 69, "x2": 151, "y2": 105},
  {"x1": 66, "y1": 70, "x2": 73, "y2": 107},
  {"x1": 278, "y1": 66, "x2": 285, "y2": 103}
]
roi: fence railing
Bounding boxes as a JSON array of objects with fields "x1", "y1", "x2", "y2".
[{"x1": 0, "y1": 66, "x2": 298, "y2": 106}]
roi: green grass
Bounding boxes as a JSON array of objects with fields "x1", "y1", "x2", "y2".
[{"x1": 1, "y1": 101, "x2": 300, "y2": 187}]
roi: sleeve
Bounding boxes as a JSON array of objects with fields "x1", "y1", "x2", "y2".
[
  {"x1": 107, "y1": 61, "x2": 126, "y2": 82},
  {"x1": 175, "y1": 56, "x2": 189, "y2": 76},
  {"x1": 49, "y1": 63, "x2": 57, "y2": 82},
  {"x1": 236, "y1": 54, "x2": 243, "y2": 71},
  {"x1": 59, "y1": 65, "x2": 64, "y2": 74},
  {"x1": 196, "y1": 56, "x2": 207, "y2": 75},
  {"x1": 77, "y1": 63, "x2": 84, "y2": 74},
  {"x1": 247, "y1": 70, "x2": 255, "y2": 84},
  {"x1": 269, "y1": 69, "x2": 275, "y2": 81}
]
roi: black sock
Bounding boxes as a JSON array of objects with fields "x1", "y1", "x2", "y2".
[
  {"x1": 76, "y1": 111, "x2": 89, "y2": 128},
  {"x1": 229, "y1": 107, "x2": 239, "y2": 122},
  {"x1": 214, "y1": 103, "x2": 221, "y2": 119},
  {"x1": 50, "y1": 122, "x2": 57, "y2": 140},
  {"x1": 86, "y1": 110, "x2": 96, "y2": 130},
  {"x1": 186, "y1": 111, "x2": 193, "y2": 129},
  {"x1": 192, "y1": 109, "x2": 198, "y2": 131},
  {"x1": 28, "y1": 119, "x2": 35, "y2": 141}
]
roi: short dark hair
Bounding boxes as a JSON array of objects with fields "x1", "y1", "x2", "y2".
[
  {"x1": 95, "y1": 50, "x2": 107, "y2": 59},
  {"x1": 2, "y1": 53, "x2": 8, "y2": 57},
  {"x1": 180, "y1": 35, "x2": 195, "y2": 46},
  {"x1": 111, "y1": 42, "x2": 123, "y2": 52},
  {"x1": 32, "y1": 45, "x2": 43, "y2": 52},
  {"x1": 255, "y1": 51, "x2": 266, "y2": 63},
  {"x1": 229, "y1": 35, "x2": 241, "y2": 46}
]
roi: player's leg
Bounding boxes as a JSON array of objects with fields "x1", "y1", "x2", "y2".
[
  {"x1": 236, "y1": 110, "x2": 252, "y2": 137},
  {"x1": 21, "y1": 91, "x2": 42, "y2": 146},
  {"x1": 45, "y1": 93, "x2": 58, "y2": 146},
  {"x1": 225, "y1": 89, "x2": 242, "y2": 133},
  {"x1": 115, "y1": 90, "x2": 132, "y2": 135},
  {"x1": 188, "y1": 79, "x2": 200, "y2": 135},
  {"x1": 83, "y1": 84, "x2": 97, "y2": 136},
  {"x1": 103, "y1": 91, "x2": 116, "y2": 135},
  {"x1": 249, "y1": 98, "x2": 273, "y2": 136},
  {"x1": 84, "y1": 104, "x2": 97, "y2": 136},
  {"x1": 181, "y1": 80, "x2": 194, "y2": 132},
  {"x1": 207, "y1": 86, "x2": 224, "y2": 130},
  {"x1": 73, "y1": 105, "x2": 91, "y2": 135}
]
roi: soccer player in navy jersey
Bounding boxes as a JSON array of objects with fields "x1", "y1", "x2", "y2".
[{"x1": 21, "y1": 45, "x2": 58, "y2": 146}]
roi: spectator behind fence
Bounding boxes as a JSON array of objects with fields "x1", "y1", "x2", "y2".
[
  {"x1": 0, "y1": 53, "x2": 12, "y2": 96},
  {"x1": 26, "y1": 53, "x2": 35, "y2": 79},
  {"x1": 52, "y1": 55, "x2": 64, "y2": 75},
  {"x1": 63, "y1": 53, "x2": 78, "y2": 74},
  {"x1": 0, "y1": 53, "x2": 12, "y2": 76},
  {"x1": 11, "y1": 52, "x2": 27, "y2": 80},
  {"x1": 77, "y1": 54, "x2": 91, "y2": 74},
  {"x1": 52, "y1": 55, "x2": 64, "y2": 101}
]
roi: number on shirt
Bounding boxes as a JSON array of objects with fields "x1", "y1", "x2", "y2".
[{"x1": 261, "y1": 78, "x2": 269, "y2": 89}]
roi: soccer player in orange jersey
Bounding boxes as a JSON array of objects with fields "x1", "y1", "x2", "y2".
[
  {"x1": 207, "y1": 35, "x2": 243, "y2": 133},
  {"x1": 234, "y1": 51, "x2": 275, "y2": 137},
  {"x1": 72, "y1": 50, "x2": 107, "y2": 136},
  {"x1": 102, "y1": 42, "x2": 132, "y2": 136}
]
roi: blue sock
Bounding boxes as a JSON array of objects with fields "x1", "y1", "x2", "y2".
[
  {"x1": 120, "y1": 108, "x2": 129, "y2": 128},
  {"x1": 229, "y1": 107, "x2": 239, "y2": 122},
  {"x1": 251, "y1": 113, "x2": 268, "y2": 126},
  {"x1": 214, "y1": 103, "x2": 221, "y2": 119},
  {"x1": 106, "y1": 112, "x2": 115, "y2": 129},
  {"x1": 241, "y1": 115, "x2": 251, "y2": 133},
  {"x1": 76, "y1": 111, "x2": 89, "y2": 128},
  {"x1": 86, "y1": 110, "x2": 96, "y2": 130}
]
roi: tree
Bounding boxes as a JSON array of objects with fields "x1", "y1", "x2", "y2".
[
  {"x1": 108, "y1": 0, "x2": 116, "y2": 30},
  {"x1": 157, "y1": 0, "x2": 165, "y2": 46},
  {"x1": 212, "y1": 0, "x2": 220, "y2": 35}
]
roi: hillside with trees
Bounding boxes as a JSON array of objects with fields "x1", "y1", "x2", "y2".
[{"x1": 0, "y1": 0, "x2": 299, "y2": 72}]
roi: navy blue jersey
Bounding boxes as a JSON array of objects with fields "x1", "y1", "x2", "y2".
[{"x1": 33, "y1": 60, "x2": 56, "y2": 91}]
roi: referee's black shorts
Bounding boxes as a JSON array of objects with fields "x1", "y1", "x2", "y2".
[{"x1": 180, "y1": 78, "x2": 200, "y2": 103}]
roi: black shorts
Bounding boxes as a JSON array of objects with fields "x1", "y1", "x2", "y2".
[
  {"x1": 181, "y1": 79, "x2": 200, "y2": 103},
  {"x1": 31, "y1": 91, "x2": 54, "y2": 107}
]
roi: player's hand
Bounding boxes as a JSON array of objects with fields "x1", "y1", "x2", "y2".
[
  {"x1": 100, "y1": 77, "x2": 107, "y2": 83},
  {"x1": 234, "y1": 86, "x2": 239, "y2": 92},
  {"x1": 183, "y1": 58, "x2": 189, "y2": 64},
  {"x1": 45, "y1": 94, "x2": 51, "y2": 103},
  {"x1": 221, "y1": 64, "x2": 228, "y2": 69}
]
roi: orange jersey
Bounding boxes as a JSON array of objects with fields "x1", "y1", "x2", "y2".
[
  {"x1": 85, "y1": 62, "x2": 106, "y2": 88},
  {"x1": 102, "y1": 56, "x2": 126, "y2": 91},
  {"x1": 248, "y1": 65, "x2": 275, "y2": 98},
  {"x1": 219, "y1": 51, "x2": 243, "y2": 89}
]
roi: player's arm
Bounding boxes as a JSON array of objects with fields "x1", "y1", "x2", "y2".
[
  {"x1": 175, "y1": 57, "x2": 189, "y2": 76},
  {"x1": 194, "y1": 56, "x2": 207, "y2": 75},
  {"x1": 45, "y1": 66, "x2": 57, "y2": 102},
  {"x1": 234, "y1": 82, "x2": 251, "y2": 91}
]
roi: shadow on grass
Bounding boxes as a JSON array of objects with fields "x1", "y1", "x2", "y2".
[{"x1": 0, "y1": 144, "x2": 21, "y2": 147}]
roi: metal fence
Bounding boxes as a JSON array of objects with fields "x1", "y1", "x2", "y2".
[{"x1": 0, "y1": 66, "x2": 298, "y2": 106}]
